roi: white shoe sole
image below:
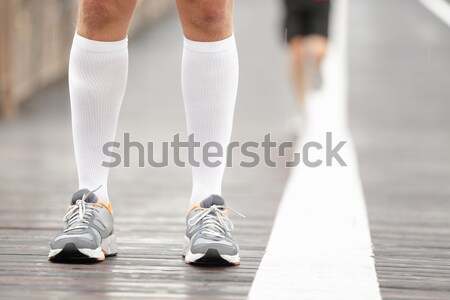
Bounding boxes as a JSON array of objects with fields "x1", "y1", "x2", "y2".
[
  {"x1": 49, "y1": 234, "x2": 118, "y2": 262},
  {"x1": 182, "y1": 236, "x2": 240, "y2": 265}
]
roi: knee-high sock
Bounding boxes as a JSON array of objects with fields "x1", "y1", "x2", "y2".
[
  {"x1": 69, "y1": 33, "x2": 128, "y2": 204},
  {"x1": 181, "y1": 35, "x2": 239, "y2": 206}
]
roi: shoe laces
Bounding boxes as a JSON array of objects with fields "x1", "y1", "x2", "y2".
[
  {"x1": 188, "y1": 205, "x2": 245, "y2": 238},
  {"x1": 62, "y1": 186, "x2": 100, "y2": 232}
]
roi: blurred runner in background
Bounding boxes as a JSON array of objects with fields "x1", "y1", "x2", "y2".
[{"x1": 284, "y1": 0, "x2": 330, "y2": 131}]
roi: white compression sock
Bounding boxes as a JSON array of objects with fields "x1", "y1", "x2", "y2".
[
  {"x1": 69, "y1": 33, "x2": 128, "y2": 204},
  {"x1": 181, "y1": 35, "x2": 239, "y2": 206}
]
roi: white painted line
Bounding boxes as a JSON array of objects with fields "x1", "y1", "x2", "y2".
[
  {"x1": 418, "y1": 0, "x2": 450, "y2": 27},
  {"x1": 248, "y1": 0, "x2": 382, "y2": 299}
]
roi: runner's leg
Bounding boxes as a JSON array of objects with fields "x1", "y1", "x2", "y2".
[
  {"x1": 304, "y1": 35, "x2": 327, "y2": 66},
  {"x1": 176, "y1": 0, "x2": 238, "y2": 206},
  {"x1": 70, "y1": 0, "x2": 137, "y2": 203},
  {"x1": 49, "y1": 1, "x2": 137, "y2": 261},
  {"x1": 288, "y1": 37, "x2": 307, "y2": 109}
]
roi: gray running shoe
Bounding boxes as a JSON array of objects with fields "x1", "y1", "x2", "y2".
[
  {"x1": 48, "y1": 188, "x2": 117, "y2": 262},
  {"x1": 183, "y1": 195, "x2": 244, "y2": 265}
]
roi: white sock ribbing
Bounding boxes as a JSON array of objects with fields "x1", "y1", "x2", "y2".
[
  {"x1": 181, "y1": 35, "x2": 239, "y2": 206},
  {"x1": 69, "y1": 33, "x2": 128, "y2": 204}
]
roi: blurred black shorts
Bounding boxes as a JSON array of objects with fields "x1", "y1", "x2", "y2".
[{"x1": 284, "y1": 0, "x2": 331, "y2": 42}]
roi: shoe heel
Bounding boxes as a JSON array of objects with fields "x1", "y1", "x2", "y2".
[
  {"x1": 182, "y1": 236, "x2": 190, "y2": 257},
  {"x1": 102, "y1": 234, "x2": 118, "y2": 256}
]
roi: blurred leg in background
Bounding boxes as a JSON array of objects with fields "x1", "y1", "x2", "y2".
[
  {"x1": 284, "y1": 0, "x2": 330, "y2": 128},
  {"x1": 176, "y1": 0, "x2": 238, "y2": 206},
  {"x1": 70, "y1": 0, "x2": 137, "y2": 203}
]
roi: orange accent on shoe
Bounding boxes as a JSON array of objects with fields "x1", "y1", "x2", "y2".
[
  {"x1": 188, "y1": 204, "x2": 201, "y2": 213},
  {"x1": 97, "y1": 201, "x2": 113, "y2": 214}
]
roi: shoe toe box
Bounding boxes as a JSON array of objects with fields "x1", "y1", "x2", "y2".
[
  {"x1": 191, "y1": 234, "x2": 238, "y2": 255},
  {"x1": 50, "y1": 227, "x2": 101, "y2": 250}
]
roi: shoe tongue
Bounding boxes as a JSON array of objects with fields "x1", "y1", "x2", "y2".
[
  {"x1": 200, "y1": 194, "x2": 225, "y2": 208},
  {"x1": 71, "y1": 189, "x2": 98, "y2": 205}
]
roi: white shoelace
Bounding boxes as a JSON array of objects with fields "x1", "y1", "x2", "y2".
[
  {"x1": 62, "y1": 187, "x2": 100, "y2": 232},
  {"x1": 188, "y1": 205, "x2": 245, "y2": 238}
]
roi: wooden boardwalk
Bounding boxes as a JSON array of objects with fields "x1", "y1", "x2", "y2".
[
  {"x1": 1, "y1": 0, "x2": 450, "y2": 299},
  {"x1": 349, "y1": 0, "x2": 450, "y2": 299},
  {"x1": 0, "y1": 0, "x2": 292, "y2": 299}
]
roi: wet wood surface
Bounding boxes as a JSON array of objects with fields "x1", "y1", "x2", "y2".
[
  {"x1": 0, "y1": 1, "x2": 292, "y2": 298},
  {"x1": 350, "y1": 0, "x2": 450, "y2": 299},
  {"x1": 2, "y1": 0, "x2": 449, "y2": 299}
]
